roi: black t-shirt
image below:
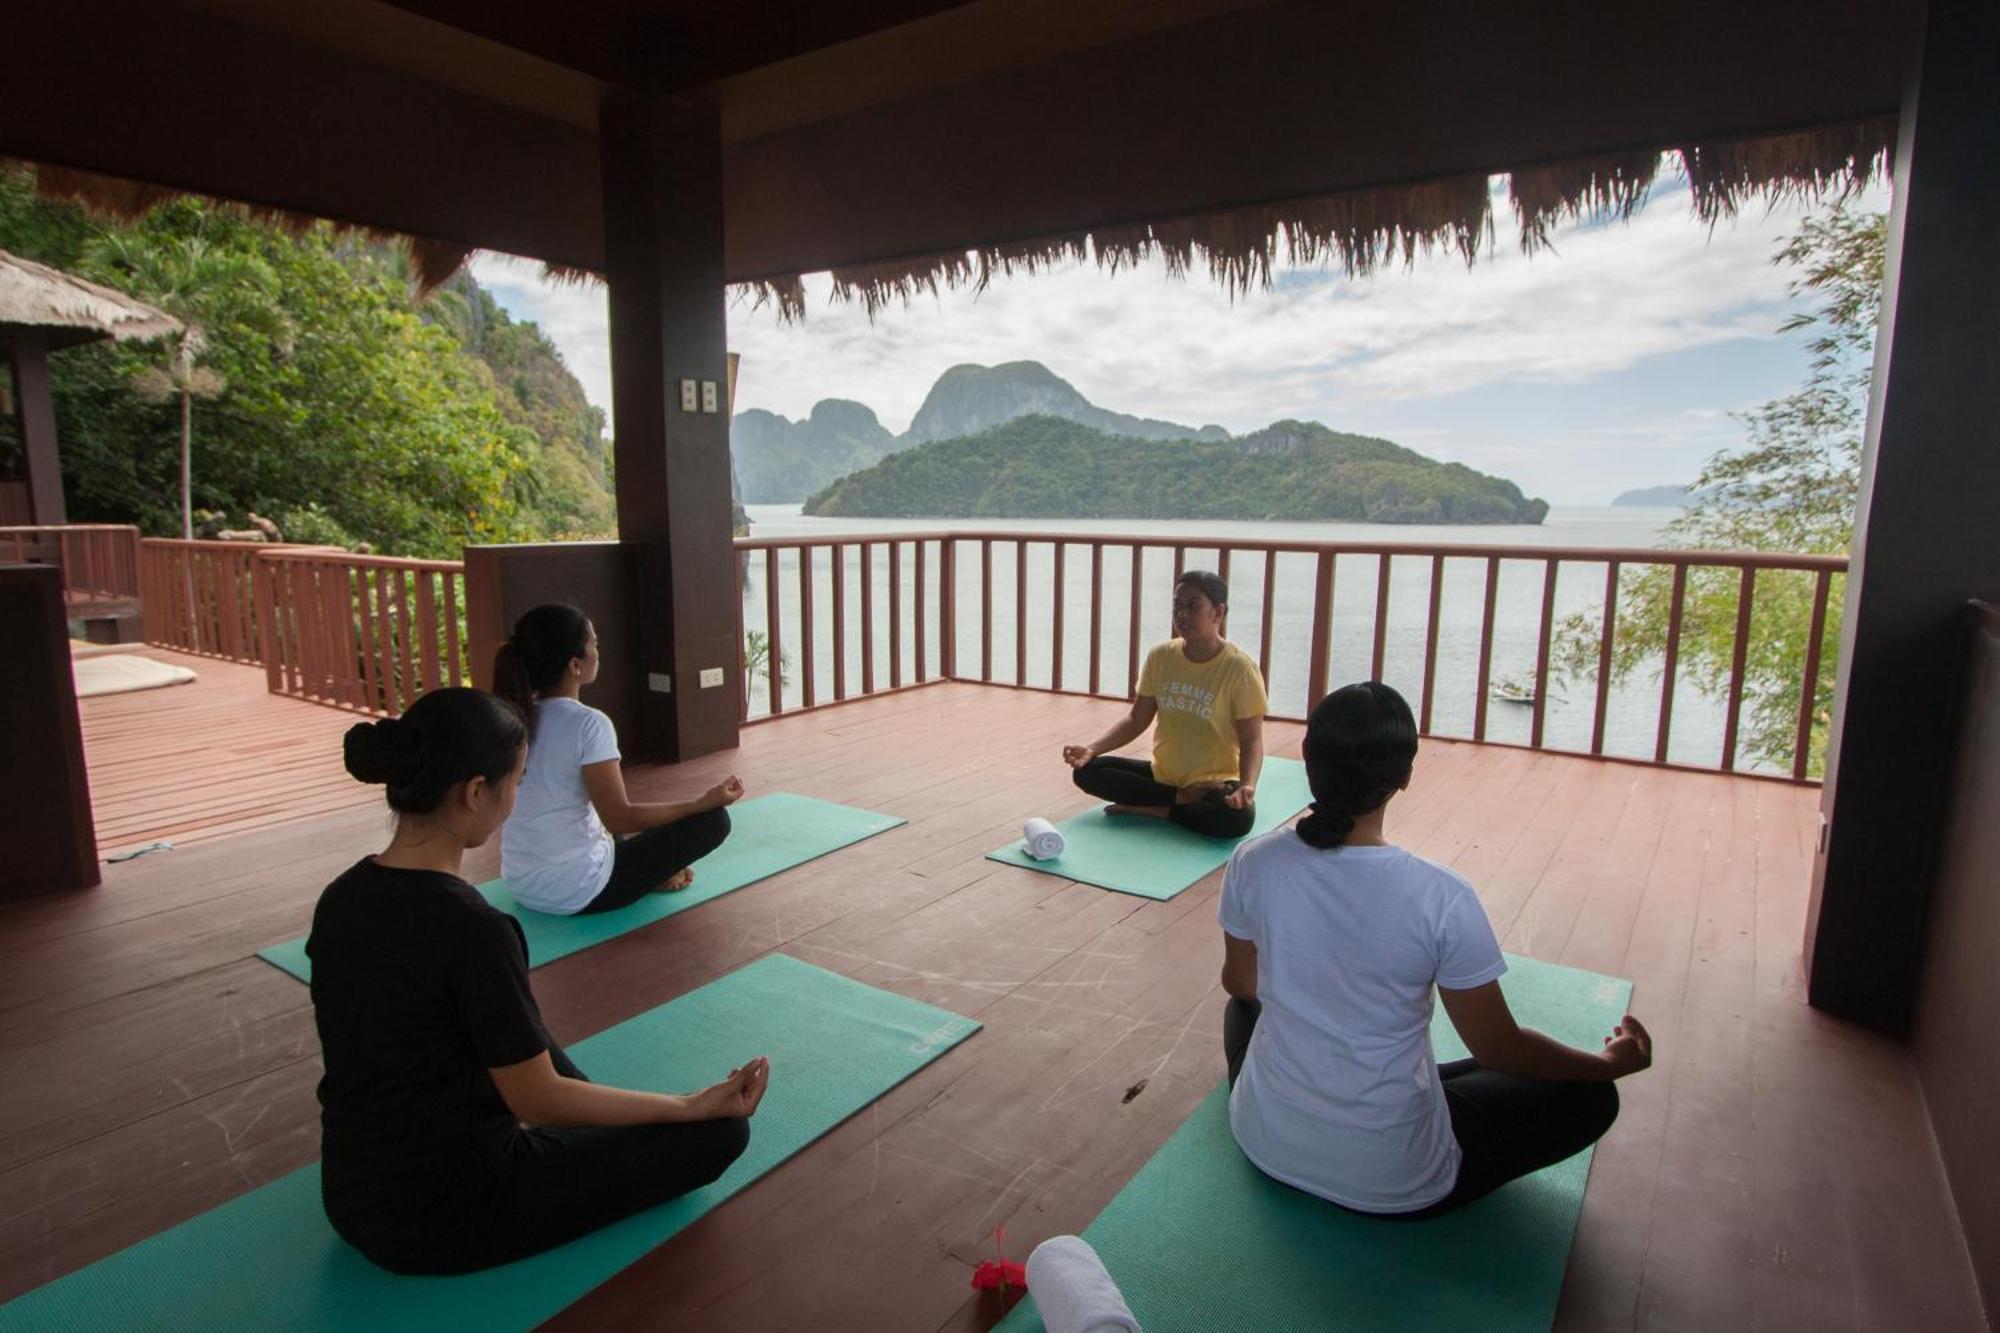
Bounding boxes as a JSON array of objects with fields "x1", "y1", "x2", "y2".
[{"x1": 307, "y1": 858, "x2": 552, "y2": 1223}]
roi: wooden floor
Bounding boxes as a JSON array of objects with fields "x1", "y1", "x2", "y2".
[
  {"x1": 77, "y1": 647, "x2": 376, "y2": 857},
  {"x1": 1, "y1": 683, "x2": 1986, "y2": 1330}
]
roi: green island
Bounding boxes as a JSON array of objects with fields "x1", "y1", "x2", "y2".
[{"x1": 802, "y1": 414, "x2": 1550, "y2": 524}]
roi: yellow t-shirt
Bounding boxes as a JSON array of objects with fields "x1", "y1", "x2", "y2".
[{"x1": 1137, "y1": 639, "x2": 1269, "y2": 788}]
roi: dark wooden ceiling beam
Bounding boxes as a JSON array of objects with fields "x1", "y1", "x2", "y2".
[
  {"x1": 4, "y1": 0, "x2": 604, "y2": 268},
  {"x1": 4, "y1": 0, "x2": 1916, "y2": 284}
]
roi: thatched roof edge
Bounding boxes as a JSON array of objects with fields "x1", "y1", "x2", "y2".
[
  {"x1": 742, "y1": 117, "x2": 1896, "y2": 321},
  {"x1": 10, "y1": 160, "x2": 474, "y2": 293},
  {"x1": 0, "y1": 246, "x2": 182, "y2": 341},
  {"x1": 8, "y1": 116, "x2": 1894, "y2": 323}
]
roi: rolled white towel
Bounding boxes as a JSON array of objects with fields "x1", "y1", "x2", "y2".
[
  {"x1": 1025, "y1": 1235, "x2": 1142, "y2": 1333},
  {"x1": 1022, "y1": 817, "x2": 1067, "y2": 861}
]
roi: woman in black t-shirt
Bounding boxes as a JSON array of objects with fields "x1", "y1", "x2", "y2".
[{"x1": 309, "y1": 687, "x2": 769, "y2": 1275}]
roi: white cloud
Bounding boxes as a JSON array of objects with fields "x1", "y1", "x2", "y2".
[{"x1": 469, "y1": 173, "x2": 1888, "y2": 501}]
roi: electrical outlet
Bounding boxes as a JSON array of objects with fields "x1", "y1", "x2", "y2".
[
  {"x1": 699, "y1": 667, "x2": 724, "y2": 688},
  {"x1": 647, "y1": 672, "x2": 672, "y2": 693},
  {"x1": 700, "y1": 380, "x2": 719, "y2": 414},
  {"x1": 679, "y1": 379, "x2": 698, "y2": 412}
]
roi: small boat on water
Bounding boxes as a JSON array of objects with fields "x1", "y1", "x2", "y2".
[{"x1": 1491, "y1": 674, "x2": 1558, "y2": 706}]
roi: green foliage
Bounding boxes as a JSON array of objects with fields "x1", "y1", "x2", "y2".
[
  {"x1": 272, "y1": 501, "x2": 367, "y2": 550},
  {"x1": 1554, "y1": 204, "x2": 1884, "y2": 775},
  {"x1": 0, "y1": 169, "x2": 617, "y2": 557},
  {"x1": 803, "y1": 416, "x2": 1547, "y2": 524}
]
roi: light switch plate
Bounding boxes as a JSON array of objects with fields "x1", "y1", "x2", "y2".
[
  {"x1": 647, "y1": 672, "x2": 672, "y2": 693},
  {"x1": 699, "y1": 667, "x2": 724, "y2": 688},
  {"x1": 679, "y1": 379, "x2": 698, "y2": 412},
  {"x1": 700, "y1": 380, "x2": 719, "y2": 413}
]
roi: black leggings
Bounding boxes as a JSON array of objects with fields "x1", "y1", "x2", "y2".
[
  {"x1": 1224, "y1": 997, "x2": 1617, "y2": 1219},
  {"x1": 1073, "y1": 755, "x2": 1255, "y2": 839},
  {"x1": 327, "y1": 1043, "x2": 751, "y2": 1275},
  {"x1": 579, "y1": 807, "x2": 732, "y2": 914}
]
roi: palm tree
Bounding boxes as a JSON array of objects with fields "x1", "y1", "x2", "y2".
[{"x1": 86, "y1": 230, "x2": 285, "y2": 538}]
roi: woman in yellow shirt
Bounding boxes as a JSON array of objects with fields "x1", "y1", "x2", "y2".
[{"x1": 1062, "y1": 570, "x2": 1268, "y2": 838}]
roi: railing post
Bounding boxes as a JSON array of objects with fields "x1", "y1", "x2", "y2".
[
  {"x1": 255, "y1": 553, "x2": 281, "y2": 694},
  {"x1": 1088, "y1": 542, "x2": 1103, "y2": 696},
  {"x1": 939, "y1": 538, "x2": 958, "y2": 680},
  {"x1": 1473, "y1": 557, "x2": 1500, "y2": 742},
  {"x1": 1530, "y1": 558, "x2": 1559, "y2": 750},
  {"x1": 1792, "y1": 569, "x2": 1834, "y2": 780},
  {"x1": 1127, "y1": 544, "x2": 1144, "y2": 696},
  {"x1": 1420, "y1": 554, "x2": 1444, "y2": 734},
  {"x1": 1371, "y1": 554, "x2": 1392, "y2": 683},
  {"x1": 831, "y1": 544, "x2": 848, "y2": 701},
  {"x1": 1719, "y1": 565, "x2": 1757, "y2": 770},
  {"x1": 1051, "y1": 541, "x2": 1066, "y2": 692},
  {"x1": 798, "y1": 545, "x2": 816, "y2": 709},
  {"x1": 1590, "y1": 561, "x2": 1620, "y2": 755},
  {"x1": 1306, "y1": 549, "x2": 1337, "y2": 711},
  {"x1": 1655, "y1": 563, "x2": 1690, "y2": 764}
]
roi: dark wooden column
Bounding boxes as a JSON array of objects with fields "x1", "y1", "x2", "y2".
[
  {"x1": 0, "y1": 564, "x2": 99, "y2": 896},
  {"x1": 598, "y1": 93, "x2": 740, "y2": 762},
  {"x1": 7, "y1": 332, "x2": 68, "y2": 526},
  {"x1": 1805, "y1": 0, "x2": 2000, "y2": 1031}
]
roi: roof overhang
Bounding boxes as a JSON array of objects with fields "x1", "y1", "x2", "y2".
[{"x1": 3, "y1": 1, "x2": 1919, "y2": 292}]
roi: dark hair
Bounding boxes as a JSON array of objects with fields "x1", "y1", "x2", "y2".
[
  {"x1": 1175, "y1": 569, "x2": 1228, "y2": 610},
  {"x1": 343, "y1": 687, "x2": 526, "y2": 815},
  {"x1": 1295, "y1": 681, "x2": 1418, "y2": 850},
  {"x1": 491, "y1": 603, "x2": 590, "y2": 737}
]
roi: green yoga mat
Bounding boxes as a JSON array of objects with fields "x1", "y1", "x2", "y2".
[
  {"x1": 998, "y1": 954, "x2": 1633, "y2": 1333},
  {"x1": 0, "y1": 954, "x2": 978, "y2": 1333},
  {"x1": 987, "y1": 756, "x2": 1313, "y2": 899},
  {"x1": 260, "y1": 792, "x2": 904, "y2": 982}
]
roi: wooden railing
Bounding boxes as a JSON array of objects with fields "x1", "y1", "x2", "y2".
[
  {"x1": 735, "y1": 535, "x2": 954, "y2": 723},
  {"x1": 137, "y1": 539, "x2": 466, "y2": 716},
  {"x1": 257, "y1": 548, "x2": 467, "y2": 716},
  {"x1": 0, "y1": 524, "x2": 142, "y2": 603},
  {"x1": 736, "y1": 531, "x2": 1848, "y2": 781},
  {"x1": 140, "y1": 537, "x2": 284, "y2": 661}
]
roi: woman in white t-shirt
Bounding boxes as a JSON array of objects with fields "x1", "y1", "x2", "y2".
[
  {"x1": 1217, "y1": 681, "x2": 1651, "y2": 1217},
  {"x1": 492, "y1": 604, "x2": 742, "y2": 916}
]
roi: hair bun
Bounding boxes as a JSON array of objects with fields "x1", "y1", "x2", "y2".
[{"x1": 343, "y1": 718, "x2": 423, "y2": 786}]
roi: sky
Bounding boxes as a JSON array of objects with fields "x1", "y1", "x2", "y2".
[{"x1": 469, "y1": 174, "x2": 1887, "y2": 507}]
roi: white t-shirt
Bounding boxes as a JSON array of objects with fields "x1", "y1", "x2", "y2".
[
  {"x1": 1217, "y1": 831, "x2": 1507, "y2": 1212},
  {"x1": 500, "y1": 697, "x2": 620, "y2": 915}
]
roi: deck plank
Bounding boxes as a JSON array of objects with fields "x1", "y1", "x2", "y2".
[{"x1": 0, "y1": 682, "x2": 1984, "y2": 1330}]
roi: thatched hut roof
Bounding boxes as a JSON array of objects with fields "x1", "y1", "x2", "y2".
[
  {"x1": 745, "y1": 118, "x2": 1897, "y2": 320},
  {"x1": 0, "y1": 247, "x2": 181, "y2": 348}
]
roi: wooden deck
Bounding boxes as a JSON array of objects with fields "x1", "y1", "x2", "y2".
[
  {"x1": 76, "y1": 646, "x2": 375, "y2": 857},
  {"x1": 2, "y1": 682, "x2": 1986, "y2": 1330}
]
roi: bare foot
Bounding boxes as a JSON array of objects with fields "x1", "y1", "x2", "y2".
[
  {"x1": 1105, "y1": 803, "x2": 1171, "y2": 820},
  {"x1": 656, "y1": 867, "x2": 695, "y2": 894}
]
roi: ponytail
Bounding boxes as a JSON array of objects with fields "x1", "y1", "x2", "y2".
[
  {"x1": 344, "y1": 687, "x2": 526, "y2": 815},
  {"x1": 490, "y1": 603, "x2": 590, "y2": 739},
  {"x1": 1296, "y1": 682, "x2": 1418, "y2": 850},
  {"x1": 491, "y1": 641, "x2": 536, "y2": 734}
]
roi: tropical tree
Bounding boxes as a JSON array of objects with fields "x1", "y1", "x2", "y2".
[
  {"x1": 84, "y1": 228, "x2": 286, "y2": 538},
  {"x1": 1554, "y1": 204, "x2": 1886, "y2": 775}
]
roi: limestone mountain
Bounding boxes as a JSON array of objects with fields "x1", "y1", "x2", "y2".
[
  {"x1": 804, "y1": 414, "x2": 1549, "y2": 524},
  {"x1": 903, "y1": 360, "x2": 1228, "y2": 446},
  {"x1": 729, "y1": 360, "x2": 1224, "y2": 503},
  {"x1": 732, "y1": 399, "x2": 895, "y2": 503}
]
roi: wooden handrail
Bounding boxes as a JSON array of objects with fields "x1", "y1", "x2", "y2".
[{"x1": 731, "y1": 528, "x2": 1847, "y2": 780}]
